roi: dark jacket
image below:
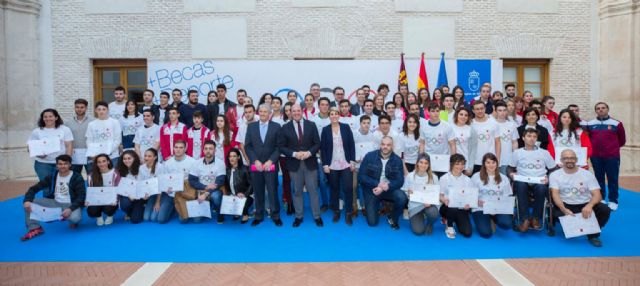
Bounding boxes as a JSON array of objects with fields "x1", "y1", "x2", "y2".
[
  {"x1": 278, "y1": 119, "x2": 320, "y2": 171},
  {"x1": 24, "y1": 171, "x2": 86, "y2": 211},
  {"x1": 245, "y1": 121, "x2": 281, "y2": 166},
  {"x1": 138, "y1": 104, "x2": 161, "y2": 124},
  {"x1": 517, "y1": 124, "x2": 550, "y2": 150},
  {"x1": 225, "y1": 165, "x2": 252, "y2": 196},
  {"x1": 350, "y1": 103, "x2": 364, "y2": 116},
  {"x1": 206, "y1": 99, "x2": 237, "y2": 130},
  {"x1": 179, "y1": 103, "x2": 208, "y2": 128},
  {"x1": 320, "y1": 123, "x2": 356, "y2": 167},
  {"x1": 358, "y1": 151, "x2": 404, "y2": 192}
]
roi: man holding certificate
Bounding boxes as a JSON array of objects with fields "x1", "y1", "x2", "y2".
[
  {"x1": 21, "y1": 155, "x2": 86, "y2": 241},
  {"x1": 358, "y1": 136, "x2": 407, "y2": 230},
  {"x1": 550, "y1": 149, "x2": 611, "y2": 247},
  {"x1": 510, "y1": 128, "x2": 557, "y2": 233},
  {"x1": 187, "y1": 140, "x2": 226, "y2": 223}
]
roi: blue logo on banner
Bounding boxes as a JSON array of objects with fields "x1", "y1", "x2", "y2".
[{"x1": 457, "y1": 60, "x2": 491, "y2": 103}]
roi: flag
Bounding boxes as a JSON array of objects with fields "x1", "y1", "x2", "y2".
[
  {"x1": 437, "y1": 52, "x2": 448, "y2": 88},
  {"x1": 398, "y1": 53, "x2": 408, "y2": 88},
  {"x1": 417, "y1": 52, "x2": 429, "y2": 91}
]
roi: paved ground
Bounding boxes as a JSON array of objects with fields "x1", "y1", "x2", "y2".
[{"x1": 1, "y1": 177, "x2": 639, "y2": 285}]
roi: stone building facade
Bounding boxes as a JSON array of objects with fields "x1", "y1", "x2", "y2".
[{"x1": 1, "y1": 0, "x2": 638, "y2": 179}]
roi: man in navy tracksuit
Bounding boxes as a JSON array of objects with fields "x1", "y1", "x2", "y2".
[{"x1": 586, "y1": 102, "x2": 626, "y2": 211}]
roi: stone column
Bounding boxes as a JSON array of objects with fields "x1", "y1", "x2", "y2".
[
  {"x1": 0, "y1": 0, "x2": 41, "y2": 179},
  {"x1": 599, "y1": 0, "x2": 640, "y2": 175}
]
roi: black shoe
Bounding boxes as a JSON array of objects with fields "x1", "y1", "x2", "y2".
[
  {"x1": 217, "y1": 215, "x2": 225, "y2": 224},
  {"x1": 345, "y1": 214, "x2": 353, "y2": 226},
  {"x1": 320, "y1": 205, "x2": 329, "y2": 213},
  {"x1": 286, "y1": 202, "x2": 295, "y2": 216},
  {"x1": 251, "y1": 219, "x2": 262, "y2": 226},
  {"x1": 390, "y1": 223, "x2": 400, "y2": 230},
  {"x1": 274, "y1": 218, "x2": 283, "y2": 227},
  {"x1": 332, "y1": 212, "x2": 340, "y2": 223},
  {"x1": 292, "y1": 218, "x2": 303, "y2": 227},
  {"x1": 233, "y1": 215, "x2": 240, "y2": 221},
  {"x1": 588, "y1": 237, "x2": 603, "y2": 247},
  {"x1": 314, "y1": 218, "x2": 324, "y2": 227}
]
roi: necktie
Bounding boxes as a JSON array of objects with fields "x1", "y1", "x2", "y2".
[{"x1": 297, "y1": 120, "x2": 303, "y2": 144}]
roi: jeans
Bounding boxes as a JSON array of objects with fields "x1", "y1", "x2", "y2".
[
  {"x1": 209, "y1": 190, "x2": 223, "y2": 214},
  {"x1": 591, "y1": 157, "x2": 620, "y2": 203},
  {"x1": 472, "y1": 211, "x2": 513, "y2": 238},
  {"x1": 119, "y1": 195, "x2": 146, "y2": 224},
  {"x1": 143, "y1": 193, "x2": 175, "y2": 223},
  {"x1": 409, "y1": 205, "x2": 439, "y2": 235},
  {"x1": 514, "y1": 181, "x2": 548, "y2": 222},
  {"x1": 317, "y1": 161, "x2": 330, "y2": 207},
  {"x1": 328, "y1": 168, "x2": 354, "y2": 214},
  {"x1": 33, "y1": 161, "x2": 56, "y2": 181},
  {"x1": 25, "y1": 198, "x2": 82, "y2": 230},
  {"x1": 71, "y1": 164, "x2": 90, "y2": 175},
  {"x1": 439, "y1": 204, "x2": 472, "y2": 237},
  {"x1": 362, "y1": 187, "x2": 408, "y2": 226},
  {"x1": 122, "y1": 134, "x2": 135, "y2": 150}
]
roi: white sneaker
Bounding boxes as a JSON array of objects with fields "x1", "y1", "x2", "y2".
[
  {"x1": 96, "y1": 217, "x2": 104, "y2": 226},
  {"x1": 608, "y1": 202, "x2": 618, "y2": 211},
  {"x1": 104, "y1": 216, "x2": 114, "y2": 225},
  {"x1": 445, "y1": 227, "x2": 456, "y2": 239}
]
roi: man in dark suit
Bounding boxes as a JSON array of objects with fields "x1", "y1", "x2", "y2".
[
  {"x1": 350, "y1": 88, "x2": 366, "y2": 116},
  {"x1": 278, "y1": 103, "x2": 323, "y2": 227},
  {"x1": 206, "y1": 84, "x2": 238, "y2": 131},
  {"x1": 244, "y1": 103, "x2": 282, "y2": 226}
]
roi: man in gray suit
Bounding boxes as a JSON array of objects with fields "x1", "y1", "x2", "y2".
[
  {"x1": 278, "y1": 104, "x2": 324, "y2": 227},
  {"x1": 244, "y1": 104, "x2": 283, "y2": 226}
]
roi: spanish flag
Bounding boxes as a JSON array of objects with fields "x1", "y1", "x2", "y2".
[
  {"x1": 417, "y1": 52, "x2": 429, "y2": 91},
  {"x1": 398, "y1": 53, "x2": 408, "y2": 88}
]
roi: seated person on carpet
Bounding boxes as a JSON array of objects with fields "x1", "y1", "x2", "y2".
[
  {"x1": 86, "y1": 154, "x2": 119, "y2": 226},
  {"x1": 182, "y1": 140, "x2": 225, "y2": 223},
  {"x1": 117, "y1": 150, "x2": 146, "y2": 224},
  {"x1": 224, "y1": 148, "x2": 254, "y2": 224},
  {"x1": 509, "y1": 128, "x2": 557, "y2": 233},
  {"x1": 163, "y1": 140, "x2": 195, "y2": 223},
  {"x1": 439, "y1": 153, "x2": 474, "y2": 239},
  {"x1": 402, "y1": 153, "x2": 440, "y2": 236},
  {"x1": 21, "y1": 154, "x2": 86, "y2": 241},
  {"x1": 470, "y1": 153, "x2": 513, "y2": 238},
  {"x1": 358, "y1": 136, "x2": 408, "y2": 230},
  {"x1": 549, "y1": 149, "x2": 611, "y2": 247}
]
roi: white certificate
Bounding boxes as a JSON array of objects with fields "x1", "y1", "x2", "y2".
[
  {"x1": 186, "y1": 200, "x2": 211, "y2": 218},
  {"x1": 72, "y1": 148, "x2": 87, "y2": 165},
  {"x1": 559, "y1": 214, "x2": 601, "y2": 239},
  {"x1": 158, "y1": 173, "x2": 184, "y2": 192},
  {"x1": 86, "y1": 142, "x2": 112, "y2": 157},
  {"x1": 555, "y1": 147, "x2": 588, "y2": 166},
  {"x1": 220, "y1": 195, "x2": 247, "y2": 216},
  {"x1": 27, "y1": 138, "x2": 61, "y2": 158},
  {"x1": 136, "y1": 178, "x2": 159, "y2": 198},
  {"x1": 448, "y1": 187, "x2": 479, "y2": 209},
  {"x1": 117, "y1": 177, "x2": 137, "y2": 198},
  {"x1": 514, "y1": 174, "x2": 546, "y2": 184},
  {"x1": 355, "y1": 142, "x2": 375, "y2": 161},
  {"x1": 29, "y1": 203, "x2": 62, "y2": 222},
  {"x1": 482, "y1": 196, "x2": 515, "y2": 215},
  {"x1": 410, "y1": 184, "x2": 440, "y2": 205},
  {"x1": 86, "y1": 187, "x2": 118, "y2": 206},
  {"x1": 430, "y1": 154, "x2": 450, "y2": 173}
]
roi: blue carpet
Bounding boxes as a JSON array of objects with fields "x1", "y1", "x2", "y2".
[{"x1": 1, "y1": 189, "x2": 639, "y2": 263}]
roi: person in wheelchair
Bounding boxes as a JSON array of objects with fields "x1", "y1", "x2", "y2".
[
  {"x1": 549, "y1": 149, "x2": 611, "y2": 247},
  {"x1": 509, "y1": 128, "x2": 557, "y2": 232}
]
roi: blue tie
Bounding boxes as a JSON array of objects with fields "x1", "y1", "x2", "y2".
[{"x1": 260, "y1": 123, "x2": 268, "y2": 143}]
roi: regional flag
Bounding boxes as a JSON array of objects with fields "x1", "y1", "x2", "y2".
[
  {"x1": 398, "y1": 53, "x2": 408, "y2": 88},
  {"x1": 417, "y1": 52, "x2": 429, "y2": 91}
]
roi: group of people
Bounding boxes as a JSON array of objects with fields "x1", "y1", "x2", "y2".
[{"x1": 22, "y1": 82, "x2": 626, "y2": 248}]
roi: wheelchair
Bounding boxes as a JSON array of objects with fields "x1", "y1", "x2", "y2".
[{"x1": 513, "y1": 185, "x2": 555, "y2": 236}]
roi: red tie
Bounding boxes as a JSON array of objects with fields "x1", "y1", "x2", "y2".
[{"x1": 297, "y1": 120, "x2": 303, "y2": 144}]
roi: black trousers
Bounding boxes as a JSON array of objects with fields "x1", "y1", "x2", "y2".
[
  {"x1": 87, "y1": 205, "x2": 118, "y2": 217},
  {"x1": 552, "y1": 202, "x2": 610, "y2": 238},
  {"x1": 439, "y1": 204, "x2": 472, "y2": 237}
]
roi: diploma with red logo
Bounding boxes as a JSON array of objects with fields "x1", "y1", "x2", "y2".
[
  {"x1": 220, "y1": 195, "x2": 247, "y2": 216},
  {"x1": 448, "y1": 187, "x2": 479, "y2": 209},
  {"x1": 29, "y1": 203, "x2": 62, "y2": 222},
  {"x1": 430, "y1": 154, "x2": 450, "y2": 173},
  {"x1": 483, "y1": 196, "x2": 515, "y2": 215},
  {"x1": 158, "y1": 173, "x2": 184, "y2": 192},
  {"x1": 559, "y1": 214, "x2": 600, "y2": 238},
  {"x1": 86, "y1": 187, "x2": 118, "y2": 206},
  {"x1": 27, "y1": 138, "x2": 61, "y2": 157}
]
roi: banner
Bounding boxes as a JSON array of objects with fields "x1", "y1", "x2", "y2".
[
  {"x1": 457, "y1": 59, "x2": 492, "y2": 103},
  {"x1": 147, "y1": 60, "x2": 502, "y2": 104}
]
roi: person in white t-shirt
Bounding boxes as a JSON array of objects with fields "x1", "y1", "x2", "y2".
[
  {"x1": 163, "y1": 140, "x2": 195, "y2": 223},
  {"x1": 338, "y1": 99, "x2": 358, "y2": 131},
  {"x1": 134, "y1": 109, "x2": 160, "y2": 160},
  {"x1": 86, "y1": 154, "x2": 119, "y2": 226},
  {"x1": 403, "y1": 153, "x2": 440, "y2": 235},
  {"x1": 236, "y1": 104, "x2": 257, "y2": 165},
  {"x1": 494, "y1": 101, "x2": 519, "y2": 175},
  {"x1": 509, "y1": 128, "x2": 557, "y2": 233},
  {"x1": 186, "y1": 140, "x2": 226, "y2": 223},
  {"x1": 119, "y1": 100, "x2": 144, "y2": 151},
  {"x1": 357, "y1": 99, "x2": 379, "y2": 132},
  {"x1": 108, "y1": 86, "x2": 127, "y2": 120},
  {"x1": 352, "y1": 115, "x2": 376, "y2": 213},
  {"x1": 471, "y1": 101, "x2": 501, "y2": 174},
  {"x1": 21, "y1": 155, "x2": 85, "y2": 241},
  {"x1": 28, "y1": 108, "x2": 74, "y2": 180},
  {"x1": 385, "y1": 102, "x2": 404, "y2": 134},
  {"x1": 86, "y1": 101, "x2": 122, "y2": 173},
  {"x1": 471, "y1": 153, "x2": 513, "y2": 238},
  {"x1": 372, "y1": 114, "x2": 401, "y2": 156},
  {"x1": 451, "y1": 107, "x2": 477, "y2": 176},
  {"x1": 549, "y1": 149, "x2": 611, "y2": 247},
  {"x1": 421, "y1": 102, "x2": 456, "y2": 177},
  {"x1": 397, "y1": 114, "x2": 425, "y2": 174},
  {"x1": 439, "y1": 154, "x2": 474, "y2": 239}
]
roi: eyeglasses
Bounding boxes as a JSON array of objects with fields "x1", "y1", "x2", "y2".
[{"x1": 561, "y1": 157, "x2": 577, "y2": 161}]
